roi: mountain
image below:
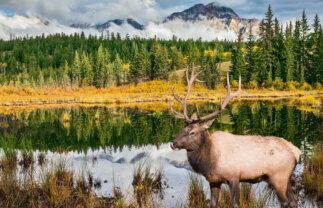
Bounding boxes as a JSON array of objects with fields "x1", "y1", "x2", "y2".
[
  {"x1": 71, "y1": 18, "x2": 144, "y2": 31},
  {"x1": 167, "y1": 2, "x2": 239, "y2": 21},
  {"x1": 166, "y1": 2, "x2": 260, "y2": 35},
  {"x1": 0, "y1": 2, "x2": 260, "y2": 41}
]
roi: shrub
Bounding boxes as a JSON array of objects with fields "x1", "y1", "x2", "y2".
[
  {"x1": 300, "y1": 82, "x2": 313, "y2": 91},
  {"x1": 285, "y1": 81, "x2": 297, "y2": 91},
  {"x1": 314, "y1": 82, "x2": 322, "y2": 90},
  {"x1": 231, "y1": 80, "x2": 239, "y2": 88},
  {"x1": 272, "y1": 78, "x2": 284, "y2": 90},
  {"x1": 246, "y1": 81, "x2": 258, "y2": 90}
]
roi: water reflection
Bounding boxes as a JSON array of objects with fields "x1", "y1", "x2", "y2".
[
  {"x1": 0, "y1": 101, "x2": 321, "y2": 152},
  {"x1": 0, "y1": 101, "x2": 322, "y2": 207}
]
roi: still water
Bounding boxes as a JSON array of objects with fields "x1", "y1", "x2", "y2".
[{"x1": 0, "y1": 101, "x2": 322, "y2": 207}]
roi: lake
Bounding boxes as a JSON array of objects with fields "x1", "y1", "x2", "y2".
[{"x1": 0, "y1": 101, "x2": 321, "y2": 207}]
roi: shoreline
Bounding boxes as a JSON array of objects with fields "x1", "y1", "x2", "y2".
[{"x1": 0, "y1": 90, "x2": 322, "y2": 106}]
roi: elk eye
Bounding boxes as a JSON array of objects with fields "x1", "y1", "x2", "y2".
[{"x1": 189, "y1": 131, "x2": 195, "y2": 136}]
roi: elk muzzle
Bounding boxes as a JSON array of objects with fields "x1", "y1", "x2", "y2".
[{"x1": 170, "y1": 141, "x2": 180, "y2": 151}]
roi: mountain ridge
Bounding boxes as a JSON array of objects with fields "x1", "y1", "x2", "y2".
[{"x1": 70, "y1": 2, "x2": 259, "y2": 36}]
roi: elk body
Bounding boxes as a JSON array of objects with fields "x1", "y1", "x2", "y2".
[{"x1": 169, "y1": 68, "x2": 301, "y2": 208}]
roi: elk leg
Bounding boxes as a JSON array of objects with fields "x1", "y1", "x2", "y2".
[
  {"x1": 287, "y1": 180, "x2": 298, "y2": 208},
  {"x1": 270, "y1": 175, "x2": 289, "y2": 208},
  {"x1": 210, "y1": 182, "x2": 221, "y2": 208},
  {"x1": 229, "y1": 180, "x2": 240, "y2": 208}
]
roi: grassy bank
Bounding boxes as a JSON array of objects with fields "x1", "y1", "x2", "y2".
[
  {"x1": 0, "y1": 80, "x2": 322, "y2": 107},
  {"x1": 0, "y1": 151, "x2": 277, "y2": 208}
]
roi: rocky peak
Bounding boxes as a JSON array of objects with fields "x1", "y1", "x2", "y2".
[{"x1": 167, "y1": 2, "x2": 239, "y2": 21}]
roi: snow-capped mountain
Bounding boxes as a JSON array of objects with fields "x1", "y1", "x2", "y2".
[{"x1": 0, "y1": 2, "x2": 260, "y2": 41}]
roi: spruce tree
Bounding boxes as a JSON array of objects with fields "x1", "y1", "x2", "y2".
[
  {"x1": 113, "y1": 54, "x2": 123, "y2": 86},
  {"x1": 231, "y1": 31, "x2": 246, "y2": 82}
]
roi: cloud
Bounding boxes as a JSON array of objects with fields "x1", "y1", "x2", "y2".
[
  {"x1": 0, "y1": 11, "x2": 237, "y2": 41},
  {"x1": 0, "y1": 0, "x2": 322, "y2": 25},
  {"x1": 0, "y1": 12, "x2": 99, "y2": 40},
  {"x1": 0, "y1": 0, "x2": 162, "y2": 24}
]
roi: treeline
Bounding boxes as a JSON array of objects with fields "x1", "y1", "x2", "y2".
[
  {"x1": 231, "y1": 5, "x2": 322, "y2": 89},
  {"x1": 0, "y1": 5, "x2": 322, "y2": 90},
  {"x1": 0, "y1": 33, "x2": 232, "y2": 88}
]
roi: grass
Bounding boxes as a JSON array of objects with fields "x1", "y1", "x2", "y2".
[
  {"x1": 218, "y1": 183, "x2": 273, "y2": 208},
  {"x1": 0, "y1": 80, "x2": 322, "y2": 107},
  {"x1": 132, "y1": 162, "x2": 163, "y2": 206},
  {"x1": 0, "y1": 153, "x2": 113, "y2": 208},
  {"x1": 303, "y1": 142, "x2": 323, "y2": 206},
  {"x1": 186, "y1": 174, "x2": 273, "y2": 208},
  {"x1": 186, "y1": 173, "x2": 208, "y2": 208},
  {"x1": 0, "y1": 153, "x2": 167, "y2": 208}
]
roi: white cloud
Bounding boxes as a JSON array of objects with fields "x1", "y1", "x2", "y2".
[
  {"x1": 0, "y1": 0, "x2": 162, "y2": 24},
  {"x1": 0, "y1": 11, "x2": 238, "y2": 41},
  {"x1": 0, "y1": 12, "x2": 99, "y2": 40}
]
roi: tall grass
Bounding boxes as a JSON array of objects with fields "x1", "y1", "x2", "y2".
[
  {"x1": 186, "y1": 173, "x2": 208, "y2": 208},
  {"x1": 186, "y1": 174, "x2": 272, "y2": 208},
  {"x1": 132, "y1": 162, "x2": 163, "y2": 207},
  {"x1": 303, "y1": 143, "x2": 323, "y2": 205}
]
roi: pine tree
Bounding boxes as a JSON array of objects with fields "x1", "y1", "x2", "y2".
[
  {"x1": 80, "y1": 53, "x2": 92, "y2": 86},
  {"x1": 150, "y1": 42, "x2": 169, "y2": 80},
  {"x1": 202, "y1": 50, "x2": 219, "y2": 89},
  {"x1": 300, "y1": 10, "x2": 310, "y2": 83},
  {"x1": 94, "y1": 45, "x2": 108, "y2": 88},
  {"x1": 63, "y1": 61, "x2": 70, "y2": 87},
  {"x1": 285, "y1": 37, "x2": 294, "y2": 82},
  {"x1": 130, "y1": 46, "x2": 149, "y2": 84},
  {"x1": 246, "y1": 26, "x2": 256, "y2": 82},
  {"x1": 113, "y1": 54, "x2": 123, "y2": 86},
  {"x1": 71, "y1": 51, "x2": 81, "y2": 86},
  {"x1": 231, "y1": 31, "x2": 246, "y2": 82},
  {"x1": 309, "y1": 14, "x2": 321, "y2": 83}
]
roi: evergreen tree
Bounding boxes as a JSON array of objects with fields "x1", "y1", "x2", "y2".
[
  {"x1": 71, "y1": 51, "x2": 81, "y2": 86},
  {"x1": 150, "y1": 42, "x2": 169, "y2": 80},
  {"x1": 231, "y1": 31, "x2": 246, "y2": 82},
  {"x1": 113, "y1": 54, "x2": 123, "y2": 86},
  {"x1": 246, "y1": 26, "x2": 256, "y2": 82},
  {"x1": 300, "y1": 10, "x2": 310, "y2": 83},
  {"x1": 130, "y1": 46, "x2": 149, "y2": 84},
  {"x1": 309, "y1": 14, "x2": 321, "y2": 83},
  {"x1": 80, "y1": 53, "x2": 92, "y2": 86},
  {"x1": 201, "y1": 50, "x2": 219, "y2": 89},
  {"x1": 94, "y1": 45, "x2": 109, "y2": 88}
]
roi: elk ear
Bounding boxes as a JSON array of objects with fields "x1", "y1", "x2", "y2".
[
  {"x1": 201, "y1": 119, "x2": 215, "y2": 129},
  {"x1": 191, "y1": 113, "x2": 198, "y2": 120}
]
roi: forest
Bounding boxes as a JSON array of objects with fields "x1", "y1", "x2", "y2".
[{"x1": 0, "y1": 5, "x2": 322, "y2": 90}]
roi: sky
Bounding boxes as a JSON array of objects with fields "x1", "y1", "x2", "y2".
[{"x1": 0, "y1": 0, "x2": 322, "y2": 25}]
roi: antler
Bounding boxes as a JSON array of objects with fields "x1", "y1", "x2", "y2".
[
  {"x1": 169, "y1": 63, "x2": 203, "y2": 123},
  {"x1": 199, "y1": 73, "x2": 251, "y2": 121},
  {"x1": 170, "y1": 69, "x2": 251, "y2": 123}
]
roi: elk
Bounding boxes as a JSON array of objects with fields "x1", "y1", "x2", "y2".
[{"x1": 169, "y1": 67, "x2": 301, "y2": 208}]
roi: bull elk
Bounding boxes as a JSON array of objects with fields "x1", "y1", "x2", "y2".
[{"x1": 169, "y1": 67, "x2": 301, "y2": 208}]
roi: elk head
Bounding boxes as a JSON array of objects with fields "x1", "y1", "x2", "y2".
[{"x1": 169, "y1": 65, "x2": 250, "y2": 151}]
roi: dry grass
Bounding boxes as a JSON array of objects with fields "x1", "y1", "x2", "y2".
[
  {"x1": 0, "y1": 81, "x2": 322, "y2": 107},
  {"x1": 132, "y1": 162, "x2": 163, "y2": 207},
  {"x1": 0, "y1": 153, "x2": 117, "y2": 208},
  {"x1": 218, "y1": 183, "x2": 273, "y2": 208},
  {"x1": 186, "y1": 173, "x2": 208, "y2": 208},
  {"x1": 186, "y1": 174, "x2": 273, "y2": 208},
  {"x1": 303, "y1": 143, "x2": 323, "y2": 205}
]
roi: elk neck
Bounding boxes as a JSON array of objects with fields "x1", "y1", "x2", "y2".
[{"x1": 187, "y1": 130, "x2": 216, "y2": 176}]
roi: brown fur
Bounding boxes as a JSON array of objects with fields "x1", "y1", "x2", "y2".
[{"x1": 171, "y1": 122, "x2": 301, "y2": 208}]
